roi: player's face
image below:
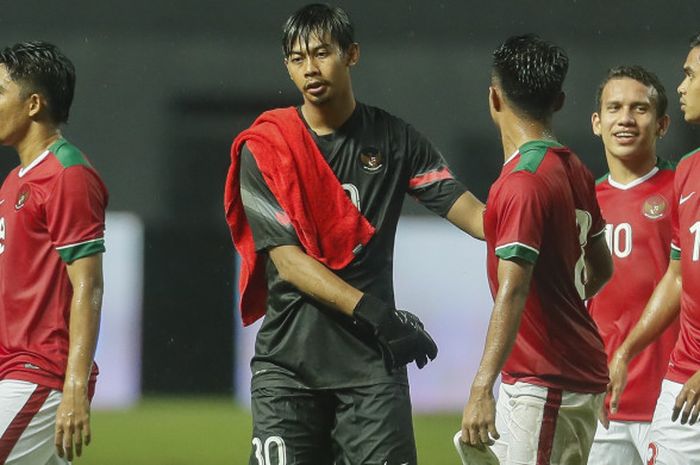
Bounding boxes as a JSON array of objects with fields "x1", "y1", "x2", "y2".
[
  {"x1": 678, "y1": 47, "x2": 700, "y2": 123},
  {"x1": 285, "y1": 32, "x2": 358, "y2": 106},
  {"x1": 0, "y1": 65, "x2": 32, "y2": 147},
  {"x1": 592, "y1": 77, "x2": 668, "y2": 163}
]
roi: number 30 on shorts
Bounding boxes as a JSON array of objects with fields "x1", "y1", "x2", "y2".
[{"x1": 252, "y1": 436, "x2": 287, "y2": 465}]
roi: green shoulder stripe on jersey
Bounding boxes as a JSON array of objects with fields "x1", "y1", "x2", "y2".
[
  {"x1": 49, "y1": 138, "x2": 93, "y2": 169},
  {"x1": 656, "y1": 157, "x2": 677, "y2": 171},
  {"x1": 514, "y1": 140, "x2": 563, "y2": 173},
  {"x1": 679, "y1": 147, "x2": 700, "y2": 163},
  {"x1": 56, "y1": 238, "x2": 105, "y2": 263},
  {"x1": 495, "y1": 243, "x2": 539, "y2": 264},
  {"x1": 670, "y1": 244, "x2": 681, "y2": 261},
  {"x1": 595, "y1": 173, "x2": 609, "y2": 185}
]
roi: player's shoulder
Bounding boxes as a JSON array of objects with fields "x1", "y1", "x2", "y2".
[
  {"x1": 49, "y1": 139, "x2": 95, "y2": 171},
  {"x1": 595, "y1": 173, "x2": 610, "y2": 188},
  {"x1": 677, "y1": 146, "x2": 700, "y2": 171},
  {"x1": 512, "y1": 139, "x2": 566, "y2": 174},
  {"x1": 656, "y1": 156, "x2": 678, "y2": 171},
  {"x1": 356, "y1": 102, "x2": 414, "y2": 131}
]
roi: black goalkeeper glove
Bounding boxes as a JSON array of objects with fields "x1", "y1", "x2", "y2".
[{"x1": 353, "y1": 293, "x2": 438, "y2": 371}]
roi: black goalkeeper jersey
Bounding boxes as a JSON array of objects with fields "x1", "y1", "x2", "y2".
[{"x1": 240, "y1": 102, "x2": 466, "y2": 389}]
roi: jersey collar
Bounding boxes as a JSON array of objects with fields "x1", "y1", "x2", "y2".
[
  {"x1": 607, "y1": 166, "x2": 659, "y2": 190},
  {"x1": 503, "y1": 149, "x2": 519, "y2": 166},
  {"x1": 18, "y1": 149, "x2": 50, "y2": 178}
]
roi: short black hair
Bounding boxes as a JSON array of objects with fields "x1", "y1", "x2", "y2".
[
  {"x1": 282, "y1": 3, "x2": 354, "y2": 57},
  {"x1": 492, "y1": 34, "x2": 569, "y2": 121},
  {"x1": 0, "y1": 41, "x2": 75, "y2": 124},
  {"x1": 595, "y1": 65, "x2": 668, "y2": 117},
  {"x1": 690, "y1": 32, "x2": 700, "y2": 48}
]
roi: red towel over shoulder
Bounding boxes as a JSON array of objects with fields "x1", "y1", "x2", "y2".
[{"x1": 224, "y1": 107, "x2": 376, "y2": 326}]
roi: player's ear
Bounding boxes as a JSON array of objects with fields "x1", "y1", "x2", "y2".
[
  {"x1": 657, "y1": 114, "x2": 671, "y2": 139},
  {"x1": 345, "y1": 43, "x2": 359, "y2": 67},
  {"x1": 552, "y1": 91, "x2": 565, "y2": 113},
  {"x1": 27, "y1": 93, "x2": 42, "y2": 119},
  {"x1": 591, "y1": 112, "x2": 602, "y2": 137},
  {"x1": 489, "y1": 86, "x2": 502, "y2": 113}
]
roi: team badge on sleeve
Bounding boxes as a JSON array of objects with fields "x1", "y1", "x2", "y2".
[
  {"x1": 358, "y1": 147, "x2": 384, "y2": 173},
  {"x1": 642, "y1": 194, "x2": 668, "y2": 220}
]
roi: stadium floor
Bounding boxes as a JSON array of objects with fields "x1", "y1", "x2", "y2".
[{"x1": 82, "y1": 397, "x2": 462, "y2": 464}]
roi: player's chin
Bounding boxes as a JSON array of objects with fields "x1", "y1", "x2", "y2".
[{"x1": 305, "y1": 91, "x2": 331, "y2": 104}]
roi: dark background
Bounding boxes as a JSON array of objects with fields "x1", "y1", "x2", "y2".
[{"x1": 1, "y1": 0, "x2": 698, "y2": 395}]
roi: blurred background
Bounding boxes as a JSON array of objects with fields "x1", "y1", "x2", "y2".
[{"x1": 1, "y1": 1, "x2": 699, "y2": 463}]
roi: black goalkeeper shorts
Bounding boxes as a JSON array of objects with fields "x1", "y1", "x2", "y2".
[{"x1": 248, "y1": 383, "x2": 417, "y2": 465}]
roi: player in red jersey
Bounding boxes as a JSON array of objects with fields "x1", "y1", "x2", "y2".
[
  {"x1": 607, "y1": 33, "x2": 700, "y2": 465},
  {"x1": 587, "y1": 66, "x2": 679, "y2": 465},
  {"x1": 0, "y1": 42, "x2": 107, "y2": 464},
  {"x1": 460, "y1": 34, "x2": 613, "y2": 464}
]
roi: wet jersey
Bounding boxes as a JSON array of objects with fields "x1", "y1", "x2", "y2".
[
  {"x1": 239, "y1": 103, "x2": 466, "y2": 389},
  {"x1": 484, "y1": 140, "x2": 609, "y2": 393},
  {"x1": 589, "y1": 158, "x2": 678, "y2": 421},
  {"x1": 668, "y1": 147, "x2": 700, "y2": 384},
  {"x1": 0, "y1": 138, "x2": 108, "y2": 393}
]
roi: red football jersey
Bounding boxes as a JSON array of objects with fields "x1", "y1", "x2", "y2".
[
  {"x1": 0, "y1": 138, "x2": 108, "y2": 393},
  {"x1": 668, "y1": 147, "x2": 700, "y2": 384},
  {"x1": 589, "y1": 159, "x2": 679, "y2": 421},
  {"x1": 484, "y1": 140, "x2": 609, "y2": 393}
]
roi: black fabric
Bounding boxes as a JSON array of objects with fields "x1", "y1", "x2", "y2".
[
  {"x1": 250, "y1": 384, "x2": 417, "y2": 465},
  {"x1": 239, "y1": 102, "x2": 466, "y2": 390}
]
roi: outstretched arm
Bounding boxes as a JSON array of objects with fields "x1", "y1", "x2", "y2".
[
  {"x1": 55, "y1": 254, "x2": 103, "y2": 461},
  {"x1": 446, "y1": 192, "x2": 486, "y2": 240},
  {"x1": 608, "y1": 259, "x2": 681, "y2": 414},
  {"x1": 461, "y1": 257, "x2": 533, "y2": 447}
]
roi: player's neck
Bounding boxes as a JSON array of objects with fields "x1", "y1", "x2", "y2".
[
  {"x1": 606, "y1": 151, "x2": 658, "y2": 185},
  {"x1": 500, "y1": 115, "x2": 556, "y2": 161},
  {"x1": 301, "y1": 90, "x2": 356, "y2": 136},
  {"x1": 15, "y1": 125, "x2": 61, "y2": 168}
]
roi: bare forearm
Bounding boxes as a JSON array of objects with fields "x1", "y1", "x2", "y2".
[
  {"x1": 471, "y1": 260, "x2": 531, "y2": 391},
  {"x1": 446, "y1": 192, "x2": 485, "y2": 240},
  {"x1": 64, "y1": 256, "x2": 103, "y2": 389},
  {"x1": 616, "y1": 260, "x2": 681, "y2": 363},
  {"x1": 472, "y1": 286, "x2": 527, "y2": 389},
  {"x1": 269, "y1": 245, "x2": 362, "y2": 316},
  {"x1": 65, "y1": 280, "x2": 102, "y2": 387}
]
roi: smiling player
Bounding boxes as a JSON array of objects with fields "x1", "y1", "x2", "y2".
[
  {"x1": 607, "y1": 33, "x2": 700, "y2": 465},
  {"x1": 587, "y1": 65, "x2": 679, "y2": 465}
]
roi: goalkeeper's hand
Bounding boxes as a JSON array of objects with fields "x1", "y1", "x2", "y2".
[{"x1": 353, "y1": 293, "x2": 438, "y2": 371}]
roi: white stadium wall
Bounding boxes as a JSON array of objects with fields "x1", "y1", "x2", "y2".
[{"x1": 92, "y1": 212, "x2": 144, "y2": 409}]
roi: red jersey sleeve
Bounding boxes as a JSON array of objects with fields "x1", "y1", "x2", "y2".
[
  {"x1": 493, "y1": 172, "x2": 547, "y2": 264},
  {"x1": 46, "y1": 166, "x2": 108, "y2": 262}
]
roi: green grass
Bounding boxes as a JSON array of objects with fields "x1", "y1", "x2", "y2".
[{"x1": 79, "y1": 397, "x2": 462, "y2": 465}]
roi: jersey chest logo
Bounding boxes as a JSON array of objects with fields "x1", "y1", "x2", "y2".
[
  {"x1": 642, "y1": 194, "x2": 668, "y2": 220},
  {"x1": 14, "y1": 186, "x2": 31, "y2": 211},
  {"x1": 358, "y1": 147, "x2": 384, "y2": 173}
]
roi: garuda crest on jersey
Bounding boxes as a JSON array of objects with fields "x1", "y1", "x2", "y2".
[
  {"x1": 642, "y1": 194, "x2": 667, "y2": 220},
  {"x1": 358, "y1": 147, "x2": 384, "y2": 173},
  {"x1": 15, "y1": 186, "x2": 31, "y2": 211}
]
